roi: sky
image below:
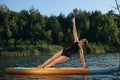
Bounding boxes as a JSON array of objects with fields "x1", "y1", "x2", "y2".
[{"x1": 0, "y1": 0, "x2": 119, "y2": 16}]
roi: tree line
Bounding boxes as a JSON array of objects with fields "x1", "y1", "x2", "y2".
[{"x1": 0, "y1": 4, "x2": 120, "y2": 51}]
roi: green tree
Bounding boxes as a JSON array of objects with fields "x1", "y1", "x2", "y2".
[
  {"x1": 88, "y1": 10, "x2": 102, "y2": 43},
  {"x1": 9, "y1": 11, "x2": 18, "y2": 47},
  {"x1": 105, "y1": 12, "x2": 120, "y2": 47},
  {"x1": 29, "y1": 7, "x2": 46, "y2": 44},
  {"x1": 46, "y1": 16, "x2": 62, "y2": 44},
  {"x1": 0, "y1": 5, "x2": 12, "y2": 46},
  {"x1": 57, "y1": 13, "x2": 68, "y2": 45}
]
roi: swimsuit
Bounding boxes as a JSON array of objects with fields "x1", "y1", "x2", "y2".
[{"x1": 61, "y1": 42, "x2": 80, "y2": 57}]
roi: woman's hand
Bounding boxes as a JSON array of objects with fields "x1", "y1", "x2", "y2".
[{"x1": 72, "y1": 17, "x2": 75, "y2": 23}]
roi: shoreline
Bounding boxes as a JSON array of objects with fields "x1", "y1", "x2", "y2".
[{"x1": 0, "y1": 44, "x2": 119, "y2": 57}]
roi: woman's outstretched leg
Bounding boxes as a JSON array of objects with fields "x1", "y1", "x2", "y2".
[
  {"x1": 37, "y1": 49, "x2": 63, "y2": 68},
  {"x1": 44, "y1": 56, "x2": 69, "y2": 68}
]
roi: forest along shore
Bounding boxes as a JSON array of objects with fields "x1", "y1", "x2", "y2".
[{"x1": 0, "y1": 5, "x2": 120, "y2": 56}]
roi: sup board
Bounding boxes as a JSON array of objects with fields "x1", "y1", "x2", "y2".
[{"x1": 5, "y1": 66, "x2": 119, "y2": 75}]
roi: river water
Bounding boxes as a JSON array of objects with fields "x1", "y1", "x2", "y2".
[{"x1": 0, "y1": 53, "x2": 120, "y2": 80}]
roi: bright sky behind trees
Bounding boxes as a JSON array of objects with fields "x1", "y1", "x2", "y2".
[{"x1": 0, "y1": 0, "x2": 119, "y2": 16}]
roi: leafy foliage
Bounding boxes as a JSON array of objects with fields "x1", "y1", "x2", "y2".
[{"x1": 0, "y1": 4, "x2": 120, "y2": 53}]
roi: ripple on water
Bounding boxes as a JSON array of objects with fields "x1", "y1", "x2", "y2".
[{"x1": 0, "y1": 53, "x2": 120, "y2": 80}]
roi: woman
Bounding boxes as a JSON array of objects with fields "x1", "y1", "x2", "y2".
[{"x1": 37, "y1": 17, "x2": 88, "y2": 68}]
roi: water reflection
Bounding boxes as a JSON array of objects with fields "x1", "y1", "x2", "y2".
[
  {"x1": 5, "y1": 75, "x2": 120, "y2": 80},
  {"x1": 5, "y1": 75, "x2": 84, "y2": 80}
]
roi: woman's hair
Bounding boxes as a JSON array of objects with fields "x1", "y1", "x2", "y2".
[
  {"x1": 80, "y1": 38, "x2": 88, "y2": 46},
  {"x1": 83, "y1": 39, "x2": 88, "y2": 45}
]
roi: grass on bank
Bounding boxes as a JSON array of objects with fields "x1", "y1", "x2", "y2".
[
  {"x1": 0, "y1": 42, "x2": 119, "y2": 57},
  {"x1": 0, "y1": 43, "x2": 63, "y2": 56}
]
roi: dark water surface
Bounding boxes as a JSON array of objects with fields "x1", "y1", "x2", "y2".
[{"x1": 0, "y1": 53, "x2": 120, "y2": 80}]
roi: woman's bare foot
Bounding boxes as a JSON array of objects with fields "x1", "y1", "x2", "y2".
[{"x1": 36, "y1": 65, "x2": 44, "y2": 69}]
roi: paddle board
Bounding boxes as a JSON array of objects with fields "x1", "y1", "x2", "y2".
[{"x1": 5, "y1": 66, "x2": 119, "y2": 75}]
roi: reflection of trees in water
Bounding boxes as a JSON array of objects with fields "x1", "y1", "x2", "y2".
[
  {"x1": 5, "y1": 75, "x2": 84, "y2": 80},
  {"x1": 5, "y1": 75, "x2": 120, "y2": 80}
]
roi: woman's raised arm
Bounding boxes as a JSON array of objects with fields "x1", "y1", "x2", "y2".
[{"x1": 72, "y1": 17, "x2": 79, "y2": 42}]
